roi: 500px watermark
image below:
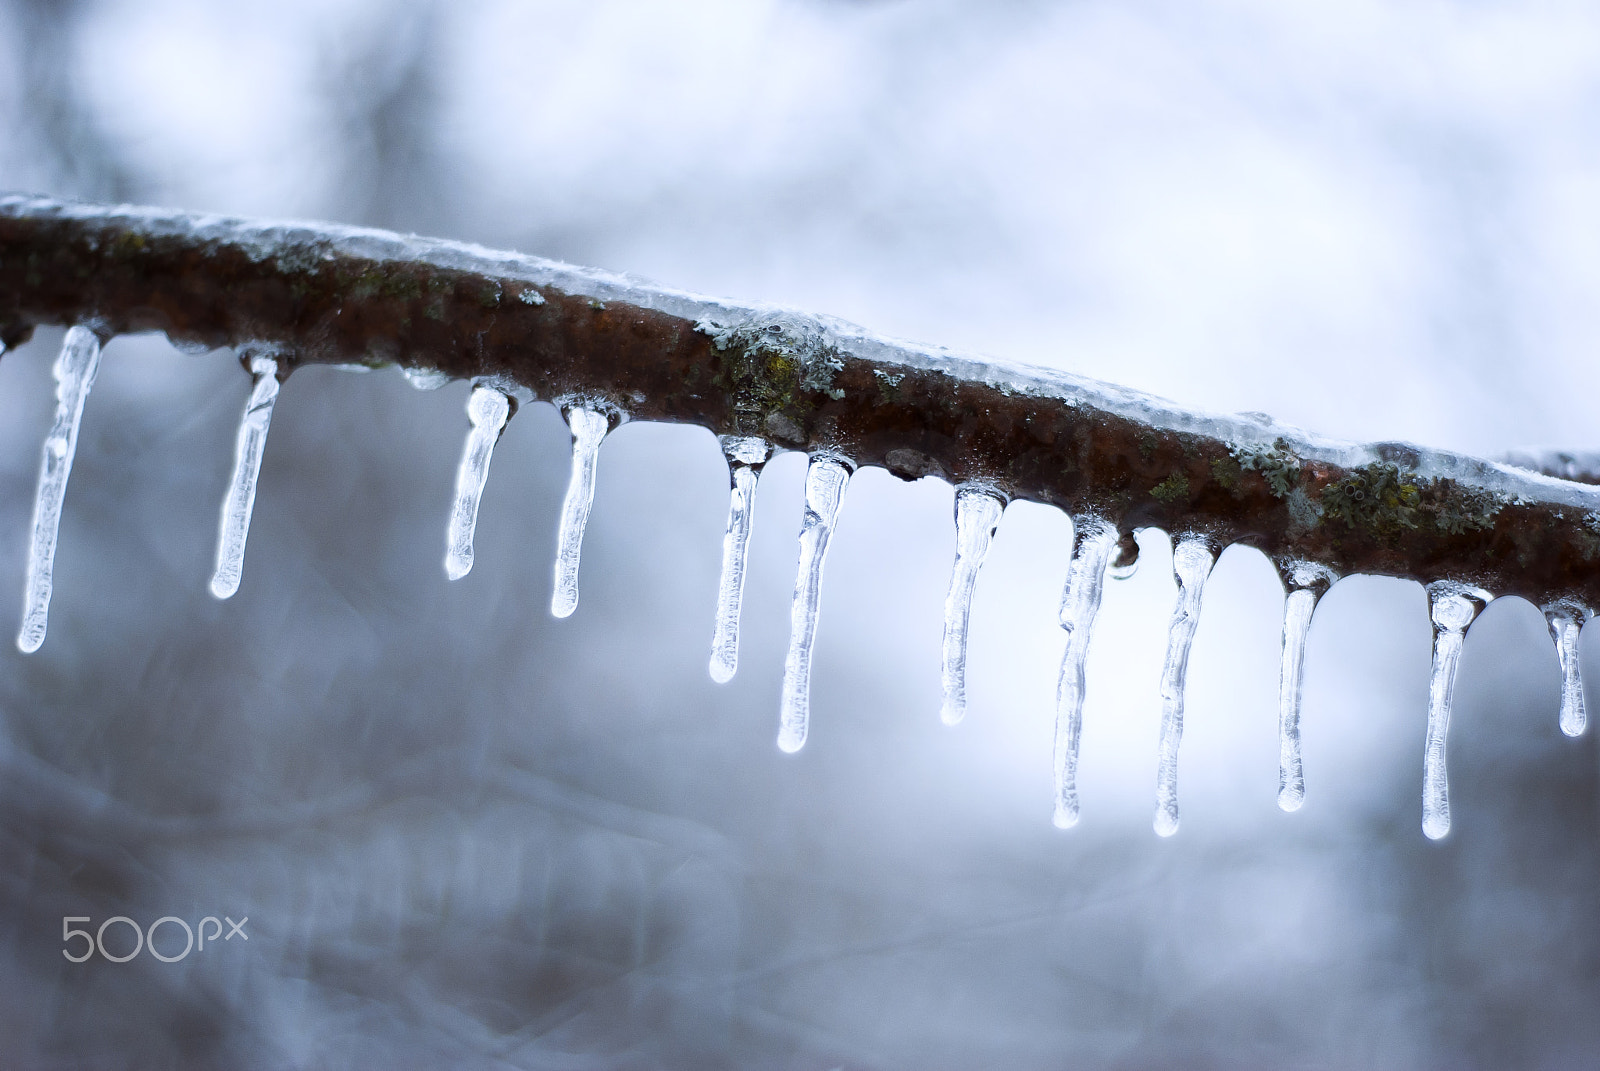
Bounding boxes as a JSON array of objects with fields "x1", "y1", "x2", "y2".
[{"x1": 62, "y1": 915, "x2": 248, "y2": 963}]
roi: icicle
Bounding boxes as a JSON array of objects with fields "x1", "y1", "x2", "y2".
[
  {"x1": 939, "y1": 488, "x2": 1004, "y2": 725},
  {"x1": 1153, "y1": 534, "x2": 1217, "y2": 837},
  {"x1": 443, "y1": 384, "x2": 512, "y2": 581},
  {"x1": 401, "y1": 366, "x2": 451, "y2": 391},
  {"x1": 709, "y1": 436, "x2": 773, "y2": 684},
  {"x1": 777, "y1": 455, "x2": 852, "y2": 753},
  {"x1": 17, "y1": 326, "x2": 102, "y2": 654},
  {"x1": 1422, "y1": 582, "x2": 1489, "y2": 840},
  {"x1": 1275, "y1": 560, "x2": 1338, "y2": 812},
  {"x1": 209, "y1": 353, "x2": 282, "y2": 599},
  {"x1": 550, "y1": 406, "x2": 610, "y2": 618},
  {"x1": 1051, "y1": 516, "x2": 1118, "y2": 829},
  {"x1": 1542, "y1": 599, "x2": 1590, "y2": 738}
]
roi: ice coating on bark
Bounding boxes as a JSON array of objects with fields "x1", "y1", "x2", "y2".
[
  {"x1": 709, "y1": 436, "x2": 772, "y2": 684},
  {"x1": 444, "y1": 384, "x2": 512, "y2": 581},
  {"x1": 1275, "y1": 560, "x2": 1338, "y2": 812},
  {"x1": 1543, "y1": 599, "x2": 1590, "y2": 738},
  {"x1": 939, "y1": 488, "x2": 1004, "y2": 726},
  {"x1": 1422, "y1": 583, "x2": 1488, "y2": 840},
  {"x1": 1153, "y1": 535, "x2": 1217, "y2": 837},
  {"x1": 551, "y1": 407, "x2": 609, "y2": 618},
  {"x1": 209, "y1": 353, "x2": 281, "y2": 599},
  {"x1": 17, "y1": 326, "x2": 101, "y2": 653},
  {"x1": 777, "y1": 456, "x2": 851, "y2": 753},
  {"x1": 1051, "y1": 517, "x2": 1118, "y2": 829},
  {"x1": 1502, "y1": 448, "x2": 1600, "y2": 485}
]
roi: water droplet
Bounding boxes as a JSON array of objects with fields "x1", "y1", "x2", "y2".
[
  {"x1": 777, "y1": 456, "x2": 852, "y2": 753},
  {"x1": 551, "y1": 407, "x2": 610, "y2": 618},
  {"x1": 209, "y1": 353, "x2": 281, "y2": 599},
  {"x1": 18, "y1": 326, "x2": 102, "y2": 653},
  {"x1": 1153, "y1": 534, "x2": 1217, "y2": 837},
  {"x1": 1052, "y1": 516, "x2": 1118, "y2": 829},
  {"x1": 940, "y1": 488, "x2": 1004, "y2": 725},
  {"x1": 443, "y1": 383, "x2": 512, "y2": 581},
  {"x1": 1109, "y1": 533, "x2": 1140, "y2": 581},
  {"x1": 709, "y1": 436, "x2": 772, "y2": 683}
]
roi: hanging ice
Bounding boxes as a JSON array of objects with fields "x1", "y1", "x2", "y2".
[
  {"x1": 1153, "y1": 534, "x2": 1217, "y2": 837},
  {"x1": 1543, "y1": 599, "x2": 1590, "y2": 738},
  {"x1": 550, "y1": 406, "x2": 610, "y2": 618},
  {"x1": 709, "y1": 436, "x2": 773, "y2": 684},
  {"x1": 17, "y1": 326, "x2": 102, "y2": 654},
  {"x1": 939, "y1": 488, "x2": 1004, "y2": 725},
  {"x1": 1275, "y1": 560, "x2": 1338, "y2": 812},
  {"x1": 444, "y1": 384, "x2": 512, "y2": 581},
  {"x1": 777, "y1": 456, "x2": 852, "y2": 753},
  {"x1": 1422, "y1": 582, "x2": 1488, "y2": 840},
  {"x1": 1051, "y1": 516, "x2": 1118, "y2": 829},
  {"x1": 209, "y1": 353, "x2": 282, "y2": 599}
]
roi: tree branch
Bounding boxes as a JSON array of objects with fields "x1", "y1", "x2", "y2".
[{"x1": 2, "y1": 194, "x2": 1597, "y2": 607}]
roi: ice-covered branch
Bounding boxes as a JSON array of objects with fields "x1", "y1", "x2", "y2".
[{"x1": 2, "y1": 194, "x2": 1599, "y2": 608}]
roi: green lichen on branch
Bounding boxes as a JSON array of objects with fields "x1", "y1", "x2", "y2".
[
  {"x1": 696, "y1": 312, "x2": 846, "y2": 443},
  {"x1": 1234, "y1": 438, "x2": 1303, "y2": 497},
  {"x1": 1320, "y1": 462, "x2": 1503, "y2": 541},
  {"x1": 1321, "y1": 463, "x2": 1420, "y2": 537},
  {"x1": 1209, "y1": 455, "x2": 1242, "y2": 491},
  {"x1": 1150, "y1": 471, "x2": 1191, "y2": 504}
]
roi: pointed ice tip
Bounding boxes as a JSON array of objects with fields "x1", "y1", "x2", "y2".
[
  {"x1": 208, "y1": 574, "x2": 239, "y2": 600},
  {"x1": 1153, "y1": 809, "x2": 1180, "y2": 838},
  {"x1": 444, "y1": 552, "x2": 471, "y2": 581},
  {"x1": 1277, "y1": 789, "x2": 1305, "y2": 813},
  {"x1": 777, "y1": 728, "x2": 806, "y2": 754},
  {"x1": 551, "y1": 588, "x2": 578, "y2": 619},
  {"x1": 1561, "y1": 719, "x2": 1587, "y2": 739},
  {"x1": 1423, "y1": 814, "x2": 1451, "y2": 840},
  {"x1": 1052, "y1": 804, "x2": 1079, "y2": 830},
  {"x1": 709, "y1": 654, "x2": 735, "y2": 684},
  {"x1": 939, "y1": 700, "x2": 965, "y2": 726}
]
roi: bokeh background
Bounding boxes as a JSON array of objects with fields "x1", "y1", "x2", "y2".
[{"x1": 2, "y1": 1, "x2": 1599, "y2": 1067}]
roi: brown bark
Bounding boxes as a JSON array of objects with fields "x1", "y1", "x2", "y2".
[{"x1": 2, "y1": 194, "x2": 1597, "y2": 607}]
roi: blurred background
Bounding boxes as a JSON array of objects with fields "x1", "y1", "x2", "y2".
[{"x1": 1, "y1": 0, "x2": 1598, "y2": 1067}]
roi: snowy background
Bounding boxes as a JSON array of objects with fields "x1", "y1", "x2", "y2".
[{"x1": 2, "y1": 0, "x2": 1599, "y2": 1067}]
